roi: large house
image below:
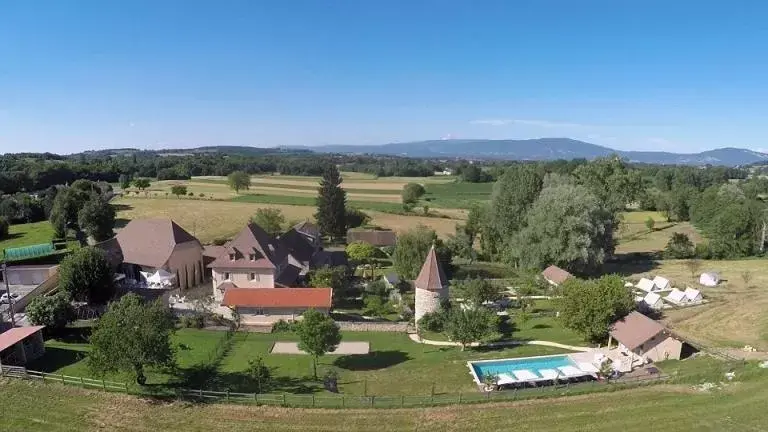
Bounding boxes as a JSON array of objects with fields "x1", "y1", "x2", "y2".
[
  {"x1": 609, "y1": 311, "x2": 685, "y2": 367},
  {"x1": 98, "y1": 219, "x2": 204, "y2": 289}
]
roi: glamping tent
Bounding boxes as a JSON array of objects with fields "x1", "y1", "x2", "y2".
[
  {"x1": 684, "y1": 287, "x2": 703, "y2": 303},
  {"x1": 636, "y1": 278, "x2": 657, "y2": 293},
  {"x1": 652, "y1": 276, "x2": 671, "y2": 291},
  {"x1": 643, "y1": 292, "x2": 664, "y2": 310},
  {"x1": 665, "y1": 288, "x2": 688, "y2": 305},
  {"x1": 699, "y1": 272, "x2": 719, "y2": 287}
]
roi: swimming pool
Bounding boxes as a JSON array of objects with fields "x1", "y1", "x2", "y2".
[{"x1": 469, "y1": 354, "x2": 577, "y2": 382}]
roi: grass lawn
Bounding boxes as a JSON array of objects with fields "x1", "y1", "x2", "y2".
[
  {"x1": 616, "y1": 210, "x2": 704, "y2": 255},
  {"x1": 0, "y1": 221, "x2": 55, "y2": 259},
  {"x1": 29, "y1": 328, "x2": 572, "y2": 396},
  {"x1": 4, "y1": 360, "x2": 768, "y2": 431},
  {"x1": 423, "y1": 181, "x2": 493, "y2": 209}
]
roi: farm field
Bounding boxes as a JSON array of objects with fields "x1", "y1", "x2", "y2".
[
  {"x1": 622, "y1": 259, "x2": 768, "y2": 351},
  {"x1": 4, "y1": 368, "x2": 768, "y2": 431},
  {"x1": 615, "y1": 211, "x2": 703, "y2": 255},
  {"x1": 28, "y1": 329, "x2": 571, "y2": 396},
  {"x1": 0, "y1": 221, "x2": 56, "y2": 259},
  {"x1": 113, "y1": 197, "x2": 462, "y2": 243}
]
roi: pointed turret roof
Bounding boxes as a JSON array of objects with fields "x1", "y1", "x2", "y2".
[{"x1": 414, "y1": 245, "x2": 448, "y2": 291}]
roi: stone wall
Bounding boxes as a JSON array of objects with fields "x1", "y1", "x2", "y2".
[{"x1": 336, "y1": 321, "x2": 410, "y2": 332}]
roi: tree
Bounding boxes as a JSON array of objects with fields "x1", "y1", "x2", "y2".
[
  {"x1": 0, "y1": 216, "x2": 8, "y2": 240},
  {"x1": 345, "y1": 208, "x2": 370, "y2": 229},
  {"x1": 250, "y1": 208, "x2": 285, "y2": 236},
  {"x1": 49, "y1": 186, "x2": 90, "y2": 237},
  {"x1": 227, "y1": 171, "x2": 251, "y2": 193},
  {"x1": 296, "y1": 309, "x2": 342, "y2": 379},
  {"x1": 58, "y1": 247, "x2": 115, "y2": 304},
  {"x1": 346, "y1": 241, "x2": 378, "y2": 279},
  {"x1": 508, "y1": 184, "x2": 614, "y2": 274},
  {"x1": 88, "y1": 293, "x2": 175, "y2": 385},
  {"x1": 25, "y1": 291, "x2": 74, "y2": 332},
  {"x1": 170, "y1": 185, "x2": 188, "y2": 198},
  {"x1": 645, "y1": 216, "x2": 655, "y2": 232},
  {"x1": 246, "y1": 356, "x2": 271, "y2": 393},
  {"x1": 315, "y1": 165, "x2": 347, "y2": 240},
  {"x1": 362, "y1": 294, "x2": 393, "y2": 318},
  {"x1": 664, "y1": 233, "x2": 695, "y2": 259},
  {"x1": 684, "y1": 259, "x2": 702, "y2": 279},
  {"x1": 445, "y1": 308, "x2": 498, "y2": 351},
  {"x1": 118, "y1": 174, "x2": 131, "y2": 190},
  {"x1": 708, "y1": 203, "x2": 762, "y2": 258},
  {"x1": 556, "y1": 275, "x2": 635, "y2": 342},
  {"x1": 573, "y1": 156, "x2": 642, "y2": 215},
  {"x1": 309, "y1": 266, "x2": 350, "y2": 300},
  {"x1": 490, "y1": 165, "x2": 543, "y2": 239},
  {"x1": 401, "y1": 183, "x2": 426, "y2": 205},
  {"x1": 77, "y1": 194, "x2": 116, "y2": 242},
  {"x1": 457, "y1": 278, "x2": 500, "y2": 308},
  {"x1": 446, "y1": 225, "x2": 475, "y2": 264},
  {"x1": 392, "y1": 225, "x2": 452, "y2": 280},
  {"x1": 133, "y1": 178, "x2": 151, "y2": 191}
]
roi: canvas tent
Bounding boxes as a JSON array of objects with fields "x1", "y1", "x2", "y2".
[
  {"x1": 684, "y1": 287, "x2": 703, "y2": 303},
  {"x1": 652, "y1": 276, "x2": 670, "y2": 291},
  {"x1": 699, "y1": 272, "x2": 719, "y2": 287},
  {"x1": 643, "y1": 292, "x2": 664, "y2": 310},
  {"x1": 665, "y1": 288, "x2": 688, "y2": 305},
  {"x1": 636, "y1": 278, "x2": 657, "y2": 293},
  {"x1": 147, "y1": 269, "x2": 175, "y2": 287}
]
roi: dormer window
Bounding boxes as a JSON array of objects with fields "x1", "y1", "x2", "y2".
[
  {"x1": 250, "y1": 273, "x2": 256, "y2": 280},
  {"x1": 249, "y1": 254, "x2": 256, "y2": 261},
  {"x1": 229, "y1": 253, "x2": 235, "y2": 261}
]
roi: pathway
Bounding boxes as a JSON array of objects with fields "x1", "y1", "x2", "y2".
[{"x1": 408, "y1": 333, "x2": 592, "y2": 352}]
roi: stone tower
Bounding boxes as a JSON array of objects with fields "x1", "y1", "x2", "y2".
[{"x1": 414, "y1": 245, "x2": 449, "y2": 324}]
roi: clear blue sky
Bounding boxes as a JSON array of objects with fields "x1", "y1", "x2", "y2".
[{"x1": 2, "y1": 0, "x2": 768, "y2": 154}]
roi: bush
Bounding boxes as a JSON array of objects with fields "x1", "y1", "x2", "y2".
[
  {"x1": 180, "y1": 314, "x2": 205, "y2": 329},
  {"x1": 345, "y1": 208, "x2": 371, "y2": 229},
  {"x1": 419, "y1": 311, "x2": 448, "y2": 333},
  {"x1": 695, "y1": 243, "x2": 712, "y2": 259},
  {"x1": 26, "y1": 291, "x2": 74, "y2": 332},
  {"x1": 271, "y1": 319, "x2": 295, "y2": 333},
  {"x1": 664, "y1": 232, "x2": 695, "y2": 259}
]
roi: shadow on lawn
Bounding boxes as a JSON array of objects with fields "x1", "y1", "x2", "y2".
[
  {"x1": 26, "y1": 347, "x2": 87, "y2": 372},
  {"x1": 333, "y1": 350, "x2": 410, "y2": 371},
  {"x1": 603, "y1": 254, "x2": 660, "y2": 276},
  {"x1": 172, "y1": 364, "x2": 322, "y2": 394}
]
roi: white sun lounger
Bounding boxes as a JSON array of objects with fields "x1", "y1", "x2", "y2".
[
  {"x1": 537, "y1": 369, "x2": 560, "y2": 380},
  {"x1": 512, "y1": 370, "x2": 539, "y2": 381},
  {"x1": 557, "y1": 366, "x2": 586, "y2": 378},
  {"x1": 496, "y1": 373, "x2": 517, "y2": 385},
  {"x1": 577, "y1": 362, "x2": 600, "y2": 373}
]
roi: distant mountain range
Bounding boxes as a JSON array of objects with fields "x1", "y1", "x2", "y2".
[{"x1": 307, "y1": 138, "x2": 768, "y2": 166}]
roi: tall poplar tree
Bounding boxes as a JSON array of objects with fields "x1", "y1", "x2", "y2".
[{"x1": 315, "y1": 164, "x2": 347, "y2": 240}]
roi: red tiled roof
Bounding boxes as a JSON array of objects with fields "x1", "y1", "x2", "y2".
[
  {"x1": 0, "y1": 326, "x2": 44, "y2": 352},
  {"x1": 414, "y1": 245, "x2": 447, "y2": 291},
  {"x1": 610, "y1": 311, "x2": 667, "y2": 351},
  {"x1": 541, "y1": 265, "x2": 573, "y2": 285},
  {"x1": 222, "y1": 288, "x2": 333, "y2": 309}
]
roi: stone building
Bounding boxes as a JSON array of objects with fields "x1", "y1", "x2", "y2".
[{"x1": 414, "y1": 245, "x2": 449, "y2": 324}]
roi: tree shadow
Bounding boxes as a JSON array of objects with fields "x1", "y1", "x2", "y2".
[
  {"x1": 25, "y1": 347, "x2": 87, "y2": 372},
  {"x1": 531, "y1": 323, "x2": 551, "y2": 329},
  {"x1": 602, "y1": 255, "x2": 660, "y2": 276},
  {"x1": 114, "y1": 218, "x2": 131, "y2": 229},
  {"x1": 333, "y1": 350, "x2": 410, "y2": 371},
  {"x1": 51, "y1": 326, "x2": 92, "y2": 344}
]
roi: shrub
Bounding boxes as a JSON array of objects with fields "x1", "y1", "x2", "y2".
[
  {"x1": 180, "y1": 314, "x2": 205, "y2": 329},
  {"x1": 26, "y1": 291, "x2": 74, "y2": 332},
  {"x1": 271, "y1": 319, "x2": 295, "y2": 333},
  {"x1": 212, "y1": 237, "x2": 229, "y2": 246},
  {"x1": 418, "y1": 311, "x2": 447, "y2": 333},
  {"x1": 694, "y1": 243, "x2": 712, "y2": 259},
  {"x1": 664, "y1": 232, "x2": 695, "y2": 259}
]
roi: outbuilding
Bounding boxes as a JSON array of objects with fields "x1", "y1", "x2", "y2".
[
  {"x1": 221, "y1": 287, "x2": 332, "y2": 325},
  {"x1": 0, "y1": 325, "x2": 46, "y2": 366},
  {"x1": 609, "y1": 311, "x2": 684, "y2": 363}
]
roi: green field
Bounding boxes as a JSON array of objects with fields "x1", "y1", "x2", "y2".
[
  {"x1": 4, "y1": 359, "x2": 768, "y2": 431},
  {"x1": 0, "y1": 221, "x2": 56, "y2": 258},
  {"x1": 29, "y1": 328, "x2": 572, "y2": 396}
]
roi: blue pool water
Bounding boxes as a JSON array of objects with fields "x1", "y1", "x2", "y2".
[{"x1": 471, "y1": 355, "x2": 576, "y2": 379}]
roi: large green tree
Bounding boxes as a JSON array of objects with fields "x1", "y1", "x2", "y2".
[
  {"x1": 508, "y1": 184, "x2": 614, "y2": 274},
  {"x1": 58, "y1": 247, "x2": 115, "y2": 304},
  {"x1": 456, "y1": 278, "x2": 501, "y2": 308},
  {"x1": 25, "y1": 291, "x2": 74, "y2": 332},
  {"x1": 77, "y1": 194, "x2": 116, "y2": 242},
  {"x1": 664, "y1": 232, "x2": 695, "y2": 259},
  {"x1": 445, "y1": 308, "x2": 498, "y2": 351},
  {"x1": 250, "y1": 208, "x2": 285, "y2": 237},
  {"x1": 573, "y1": 156, "x2": 642, "y2": 215},
  {"x1": 345, "y1": 241, "x2": 378, "y2": 279},
  {"x1": 49, "y1": 186, "x2": 90, "y2": 237},
  {"x1": 401, "y1": 182, "x2": 426, "y2": 205},
  {"x1": 227, "y1": 171, "x2": 250, "y2": 193},
  {"x1": 392, "y1": 225, "x2": 452, "y2": 280},
  {"x1": 490, "y1": 164, "x2": 543, "y2": 239},
  {"x1": 309, "y1": 265, "x2": 351, "y2": 300},
  {"x1": 296, "y1": 309, "x2": 342, "y2": 379},
  {"x1": 170, "y1": 185, "x2": 188, "y2": 198},
  {"x1": 88, "y1": 293, "x2": 176, "y2": 384},
  {"x1": 315, "y1": 165, "x2": 347, "y2": 240},
  {"x1": 556, "y1": 274, "x2": 635, "y2": 342}
]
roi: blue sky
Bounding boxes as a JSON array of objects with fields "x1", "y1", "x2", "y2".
[{"x1": 2, "y1": 0, "x2": 768, "y2": 154}]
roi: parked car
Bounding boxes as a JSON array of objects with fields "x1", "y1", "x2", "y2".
[{"x1": 0, "y1": 292, "x2": 19, "y2": 304}]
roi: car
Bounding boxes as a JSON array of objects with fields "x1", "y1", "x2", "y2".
[{"x1": 0, "y1": 292, "x2": 19, "y2": 304}]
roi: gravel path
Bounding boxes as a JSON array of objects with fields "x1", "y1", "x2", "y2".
[{"x1": 271, "y1": 341, "x2": 371, "y2": 355}]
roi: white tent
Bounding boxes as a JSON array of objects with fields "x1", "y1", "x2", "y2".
[
  {"x1": 643, "y1": 292, "x2": 664, "y2": 310},
  {"x1": 699, "y1": 272, "x2": 719, "y2": 287},
  {"x1": 665, "y1": 288, "x2": 688, "y2": 305},
  {"x1": 147, "y1": 269, "x2": 176, "y2": 287},
  {"x1": 636, "y1": 278, "x2": 657, "y2": 293},
  {"x1": 684, "y1": 287, "x2": 703, "y2": 303},
  {"x1": 652, "y1": 276, "x2": 671, "y2": 291}
]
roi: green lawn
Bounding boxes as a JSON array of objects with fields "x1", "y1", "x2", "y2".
[
  {"x1": 0, "y1": 221, "x2": 55, "y2": 259},
  {"x1": 4, "y1": 360, "x2": 768, "y2": 431},
  {"x1": 423, "y1": 181, "x2": 493, "y2": 209},
  {"x1": 29, "y1": 328, "x2": 571, "y2": 396}
]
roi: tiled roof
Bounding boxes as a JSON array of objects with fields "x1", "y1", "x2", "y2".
[
  {"x1": 105, "y1": 219, "x2": 201, "y2": 268},
  {"x1": 346, "y1": 230, "x2": 397, "y2": 247},
  {"x1": 208, "y1": 223, "x2": 286, "y2": 270},
  {"x1": 610, "y1": 311, "x2": 667, "y2": 351},
  {"x1": 414, "y1": 245, "x2": 447, "y2": 291},
  {"x1": 221, "y1": 288, "x2": 333, "y2": 308},
  {"x1": 0, "y1": 326, "x2": 45, "y2": 352},
  {"x1": 279, "y1": 228, "x2": 315, "y2": 263},
  {"x1": 293, "y1": 220, "x2": 320, "y2": 238},
  {"x1": 541, "y1": 265, "x2": 573, "y2": 285}
]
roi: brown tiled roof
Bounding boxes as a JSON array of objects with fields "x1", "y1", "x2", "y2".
[
  {"x1": 221, "y1": 287, "x2": 333, "y2": 308},
  {"x1": 208, "y1": 223, "x2": 286, "y2": 270},
  {"x1": 215, "y1": 281, "x2": 238, "y2": 292},
  {"x1": 279, "y1": 228, "x2": 315, "y2": 263},
  {"x1": 414, "y1": 245, "x2": 447, "y2": 291},
  {"x1": 610, "y1": 311, "x2": 667, "y2": 351},
  {"x1": 293, "y1": 220, "x2": 320, "y2": 238},
  {"x1": 346, "y1": 229, "x2": 397, "y2": 247},
  {"x1": 541, "y1": 265, "x2": 573, "y2": 285},
  {"x1": 110, "y1": 219, "x2": 201, "y2": 268}
]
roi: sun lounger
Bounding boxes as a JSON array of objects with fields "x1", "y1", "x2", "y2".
[
  {"x1": 557, "y1": 366, "x2": 586, "y2": 378},
  {"x1": 537, "y1": 369, "x2": 560, "y2": 380},
  {"x1": 512, "y1": 370, "x2": 539, "y2": 381},
  {"x1": 496, "y1": 373, "x2": 517, "y2": 385}
]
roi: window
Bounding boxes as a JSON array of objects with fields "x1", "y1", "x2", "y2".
[
  {"x1": 229, "y1": 253, "x2": 235, "y2": 261},
  {"x1": 249, "y1": 273, "x2": 256, "y2": 280},
  {"x1": 224, "y1": 272, "x2": 230, "y2": 280},
  {"x1": 249, "y1": 254, "x2": 256, "y2": 261}
]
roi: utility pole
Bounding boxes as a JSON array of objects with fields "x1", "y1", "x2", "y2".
[{"x1": 2, "y1": 261, "x2": 15, "y2": 326}]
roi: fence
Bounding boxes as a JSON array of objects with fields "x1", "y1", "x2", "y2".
[{"x1": 1, "y1": 365, "x2": 668, "y2": 409}]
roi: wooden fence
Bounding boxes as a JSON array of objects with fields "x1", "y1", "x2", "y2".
[{"x1": 1, "y1": 365, "x2": 668, "y2": 409}]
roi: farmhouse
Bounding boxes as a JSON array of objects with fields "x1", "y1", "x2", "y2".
[
  {"x1": 541, "y1": 265, "x2": 573, "y2": 286},
  {"x1": 97, "y1": 219, "x2": 204, "y2": 289},
  {"x1": 346, "y1": 229, "x2": 397, "y2": 247},
  {"x1": 0, "y1": 325, "x2": 45, "y2": 366},
  {"x1": 608, "y1": 311, "x2": 684, "y2": 367},
  {"x1": 221, "y1": 287, "x2": 332, "y2": 324}
]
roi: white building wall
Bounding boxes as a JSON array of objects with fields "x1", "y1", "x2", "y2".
[{"x1": 211, "y1": 268, "x2": 276, "y2": 300}]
